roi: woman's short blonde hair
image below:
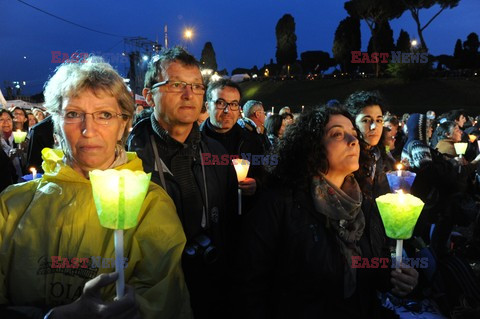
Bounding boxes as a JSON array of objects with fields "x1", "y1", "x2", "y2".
[{"x1": 43, "y1": 56, "x2": 134, "y2": 149}]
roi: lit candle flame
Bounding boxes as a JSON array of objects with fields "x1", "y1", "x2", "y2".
[{"x1": 30, "y1": 167, "x2": 37, "y2": 179}]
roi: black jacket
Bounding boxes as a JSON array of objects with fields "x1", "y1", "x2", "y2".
[
  {"x1": 26, "y1": 116, "x2": 54, "y2": 173},
  {"x1": 234, "y1": 186, "x2": 392, "y2": 319},
  {"x1": 200, "y1": 119, "x2": 266, "y2": 212},
  {"x1": 127, "y1": 116, "x2": 239, "y2": 318}
]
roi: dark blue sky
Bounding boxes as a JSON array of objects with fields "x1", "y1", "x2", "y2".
[{"x1": 1, "y1": 0, "x2": 479, "y2": 95}]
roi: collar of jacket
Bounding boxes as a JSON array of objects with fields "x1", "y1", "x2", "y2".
[
  {"x1": 40, "y1": 148, "x2": 142, "y2": 183},
  {"x1": 150, "y1": 113, "x2": 201, "y2": 150}
]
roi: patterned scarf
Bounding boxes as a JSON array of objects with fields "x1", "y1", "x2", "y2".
[{"x1": 311, "y1": 173, "x2": 365, "y2": 298}]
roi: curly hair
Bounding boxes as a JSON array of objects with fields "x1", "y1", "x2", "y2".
[{"x1": 266, "y1": 105, "x2": 358, "y2": 188}]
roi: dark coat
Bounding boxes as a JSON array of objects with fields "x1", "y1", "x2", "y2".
[
  {"x1": 234, "y1": 186, "x2": 392, "y2": 319},
  {"x1": 127, "y1": 116, "x2": 239, "y2": 319},
  {"x1": 26, "y1": 116, "x2": 54, "y2": 173}
]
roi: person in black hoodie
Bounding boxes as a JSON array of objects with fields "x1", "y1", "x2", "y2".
[{"x1": 235, "y1": 106, "x2": 418, "y2": 318}]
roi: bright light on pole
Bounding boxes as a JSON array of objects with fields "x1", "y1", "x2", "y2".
[
  {"x1": 411, "y1": 39, "x2": 418, "y2": 48},
  {"x1": 183, "y1": 28, "x2": 193, "y2": 40}
]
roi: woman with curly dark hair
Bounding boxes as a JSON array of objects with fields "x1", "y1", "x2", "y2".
[{"x1": 235, "y1": 105, "x2": 418, "y2": 318}]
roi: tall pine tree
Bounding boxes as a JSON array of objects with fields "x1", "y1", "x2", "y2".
[
  {"x1": 200, "y1": 42, "x2": 218, "y2": 71},
  {"x1": 275, "y1": 14, "x2": 298, "y2": 70},
  {"x1": 333, "y1": 16, "x2": 361, "y2": 72}
]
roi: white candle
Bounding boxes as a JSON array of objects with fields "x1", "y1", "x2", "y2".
[
  {"x1": 114, "y1": 229, "x2": 125, "y2": 299},
  {"x1": 396, "y1": 164, "x2": 403, "y2": 177},
  {"x1": 232, "y1": 159, "x2": 251, "y2": 215},
  {"x1": 271, "y1": 106, "x2": 274, "y2": 114},
  {"x1": 30, "y1": 167, "x2": 37, "y2": 180},
  {"x1": 302, "y1": 105, "x2": 304, "y2": 112}
]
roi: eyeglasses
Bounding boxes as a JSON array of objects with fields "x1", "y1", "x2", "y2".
[
  {"x1": 213, "y1": 99, "x2": 240, "y2": 111},
  {"x1": 63, "y1": 111, "x2": 128, "y2": 125},
  {"x1": 0, "y1": 117, "x2": 13, "y2": 123},
  {"x1": 151, "y1": 80, "x2": 206, "y2": 95}
]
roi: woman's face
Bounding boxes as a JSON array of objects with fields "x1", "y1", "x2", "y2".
[
  {"x1": 35, "y1": 111, "x2": 45, "y2": 122},
  {"x1": 323, "y1": 114, "x2": 360, "y2": 178},
  {"x1": 28, "y1": 114, "x2": 37, "y2": 127},
  {"x1": 0, "y1": 112, "x2": 13, "y2": 134},
  {"x1": 60, "y1": 89, "x2": 127, "y2": 176},
  {"x1": 355, "y1": 105, "x2": 383, "y2": 147},
  {"x1": 450, "y1": 124, "x2": 462, "y2": 142}
]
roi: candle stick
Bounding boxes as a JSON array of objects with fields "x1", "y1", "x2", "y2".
[
  {"x1": 90, "y1": 169, "x2": 151, "y2": 299},
  {"x1": 376, "y1": 191, "x2": 424, "y2": 271},
  {"x1": 12, "y1": 130, "x2": 27, "y2": 149},
  {"x1": 30, "y1": 167, "x2": 37, "y2": 180},
  {"x1": 232, "y1": 159, "x2": 250, "y2": 215},
  {"x1": 271, "y1": 106, "x2": 274, "y2": 114},
  {"x1": 302, "y1": 105, "x2": 304, "y2": 112},
  {"x1": 396, "y1": 163, "x2": 403, "y2": 177},
  {"x1": 454, "y1": 142, "x2": 468, "y2": 173}
]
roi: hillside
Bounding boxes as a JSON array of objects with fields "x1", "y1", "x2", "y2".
[{"x1": 239, "y1": 78, "x2": 480, "y2": 115}]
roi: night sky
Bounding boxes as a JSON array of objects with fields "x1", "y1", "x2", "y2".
[{"x1": 1, "y1": 0, "x2": 479, "y2": 96}]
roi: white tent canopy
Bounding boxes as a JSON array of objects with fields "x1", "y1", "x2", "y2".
[
  {"x1": 3, "y1": 99, "x2": 44, "y2": 110},
  {"x1": 0, "y1": 88, "x2": 7, "y2": 107}
]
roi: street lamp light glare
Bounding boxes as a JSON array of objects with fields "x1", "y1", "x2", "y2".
[
  {"x1": 142, "y1": 55, "x2": 149, "y2": 61},
  {"x1": 411, "y1": 39, "x2": 418, "y2": 47},
  {"x1": 184, "y1": 29, "x2": 193, "y2": 40}
]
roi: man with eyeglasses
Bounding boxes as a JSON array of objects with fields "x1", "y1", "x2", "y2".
[
  {"x1": 200, "y1": 79, "x2": 265, "y2": 210},
  {"x1": 127, "y1": 47, "x2": 238, "y2": 319},
  {"x1": 241, "y1": 100, "x2": 270, "y2": 151}
]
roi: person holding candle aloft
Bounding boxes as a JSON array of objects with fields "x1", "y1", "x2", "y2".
[
  {"x1": 235, "y1": 106, "x2": 418, "y2": 318},
  {"x1": 0, "y1": 57, "x2": 191, "y2": 319}
]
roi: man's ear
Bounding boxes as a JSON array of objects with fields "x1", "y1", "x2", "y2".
[{"x1": 143, "y1": 88, "x2": 155, "y2": 106}]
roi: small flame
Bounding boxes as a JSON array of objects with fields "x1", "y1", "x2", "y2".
[{"x1": 396, "y1": 163, "x2": 403, "y2": 171}]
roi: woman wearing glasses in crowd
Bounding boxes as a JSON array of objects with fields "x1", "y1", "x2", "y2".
[
  {"x1": 235, "y1": 105, "x2": 417, "y2": 318},
  {"x1": 0, "y1": 57, "x2": 191, "y2": 319}
]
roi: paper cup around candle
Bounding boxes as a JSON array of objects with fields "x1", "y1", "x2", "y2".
[
  {"x1": 375, "y1": 192, "x2": 424, "y2": 240},
  {"x1": 232, "y1": 159, "x2": 250, "y2": 182},
  {"x1": 454, "y1": 142, "x2": 468, "y2": 156},
  {"x1": 12, "y1": 130, "x2": 27, "y2": 144},
  {"x1": 90, "y1": 169, "x2": 151, "y2": 229},
  {"x1": 386, "y1": 171, "x2": 416, "y2": 193},
  {"x1": 469, "y1": 135, "x2": 477, "y2": 143}
]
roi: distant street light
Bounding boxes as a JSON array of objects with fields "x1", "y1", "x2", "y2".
[
  {"x1": 411, "y1": 39, "x2": 418, "y2": 48},
  {"x1": 183, "y1": 28, "x2": 193, "y2": 40},
  {"x1": 142, "y1": 55, "x2": 149, "y2": 61}
]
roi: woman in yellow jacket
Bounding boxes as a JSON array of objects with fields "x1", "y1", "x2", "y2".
[{"x1": 0, "y1": 57, "x2": 192, "y2": 319}]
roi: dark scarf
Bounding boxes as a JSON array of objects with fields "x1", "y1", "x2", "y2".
[
  {"x1": 311, "y1": 174, "x2": 365, "y2": 298},
  {"x1": 150, "y1": 114, "x2": 205, "y2": 236}
]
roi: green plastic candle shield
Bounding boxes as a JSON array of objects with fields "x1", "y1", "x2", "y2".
[
  {"x1": 454, "y1": 142, "x2": 468, "y2": 156},
  {"x1": 12, "y1": 130, "x2": 27, "y2": 143},
  {"x1": 375, "y1": 192, "x2": 424, "y2": 240},
  {"x1": 90, "y1": 169, "x2": 151, "y2": 229}
]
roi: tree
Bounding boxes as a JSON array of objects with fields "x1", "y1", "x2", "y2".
[
  {"x1": 402, "y1": 0, "x2": 461, "y2": 52},
  {"x1": 453, "y1": 38, "x2": 463, "y2": 58},
  {"x1": 396, "y1": 29, "x2": 411, "y2": 52},
  {"x1": 300, "y1": 51, "x2": 336, "y2": 74},
  {"x1": 275, "y1": 14, "x2": 298, "y2": 70},
  {"x1": 367, "y1": 21, "x2": 395, "y2": 54},
  {"x1": 463, "y1": 32, "x2": 480, "y2": 69},
  {"x1": 200, "y1": 42, "x2": 218, "y2": 71},
  {"x1": 332, "y1": 16, "x2": 361, "y2": 73},
  {"x1": 345, "y1": 0, "x2": 405, "y2": 76}
]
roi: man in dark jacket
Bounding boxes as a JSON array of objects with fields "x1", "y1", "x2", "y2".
[
  {"x1": 127, "y1": 47, "x2": 238, "y2": 319},
  {"x1": 200, "y1": 80, "x2": 266, "y2": 212},
  {"x1": 26, "y1": 116, "x2": 54, "y2": 173}
]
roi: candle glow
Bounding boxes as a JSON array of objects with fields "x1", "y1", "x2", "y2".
[
  {"x1": 232, "y1": 159, "x2": 250, "y2": 182},
  {"x1": 454, "y1": 142, "x2": 468, "y2": 157},
  {"x1": 12, "y1": 130, "x2": 27, "y2": 144},
  {"x1": 30, "y1": 167, "x2": 37, "y2": 180},
  {"x1": 375, "y1": 191, "x2": 424, "y2": 240}
]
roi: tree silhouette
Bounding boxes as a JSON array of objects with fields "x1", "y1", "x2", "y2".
[
  {"x1": 396, "y1": 29, "x2": 411, "y2": 52},
  {"x1": 301, "y1": 51, "x2": 336, "y2": 74},
  {"x1": 463, "y1": 32, "x2": 480, "y2": 69},
  {"x1": 402, "y1": 0, "x2": 461, "y2": 52},
  {"x1": 200, "y1": 42, "x2": 218, "y2": 71},
  {"x1": 275, "y1": 14, "x2": 298, "y2": 71},
  {"x1": 345, "y1": 0, "x2": 405, "y2": 76},
  {"x1": 333, "y1": 16, "x2": 361, "y2": 73}
]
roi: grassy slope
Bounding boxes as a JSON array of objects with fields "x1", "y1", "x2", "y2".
[{"x1": 239, "y1": 78, "x2": 480, "y2": 115}]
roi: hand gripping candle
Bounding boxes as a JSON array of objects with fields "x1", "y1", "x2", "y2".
[
  {"x1": 376, "y1": 190, "x2": 424, "y2": 271},
  {"x1": 90, "y1": 169, "x2": 151, "y2": 298},
  {"x1": 454, "y1": 142, "x2": 468, "y2": 173},
  {"x1": 232, "y1": 159, "x2": 250, "y2": 215}
]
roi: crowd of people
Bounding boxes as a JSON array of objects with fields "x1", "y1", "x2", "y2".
[{"x1": 0, "y1": 46, "x2": 479, "y2": 318}]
